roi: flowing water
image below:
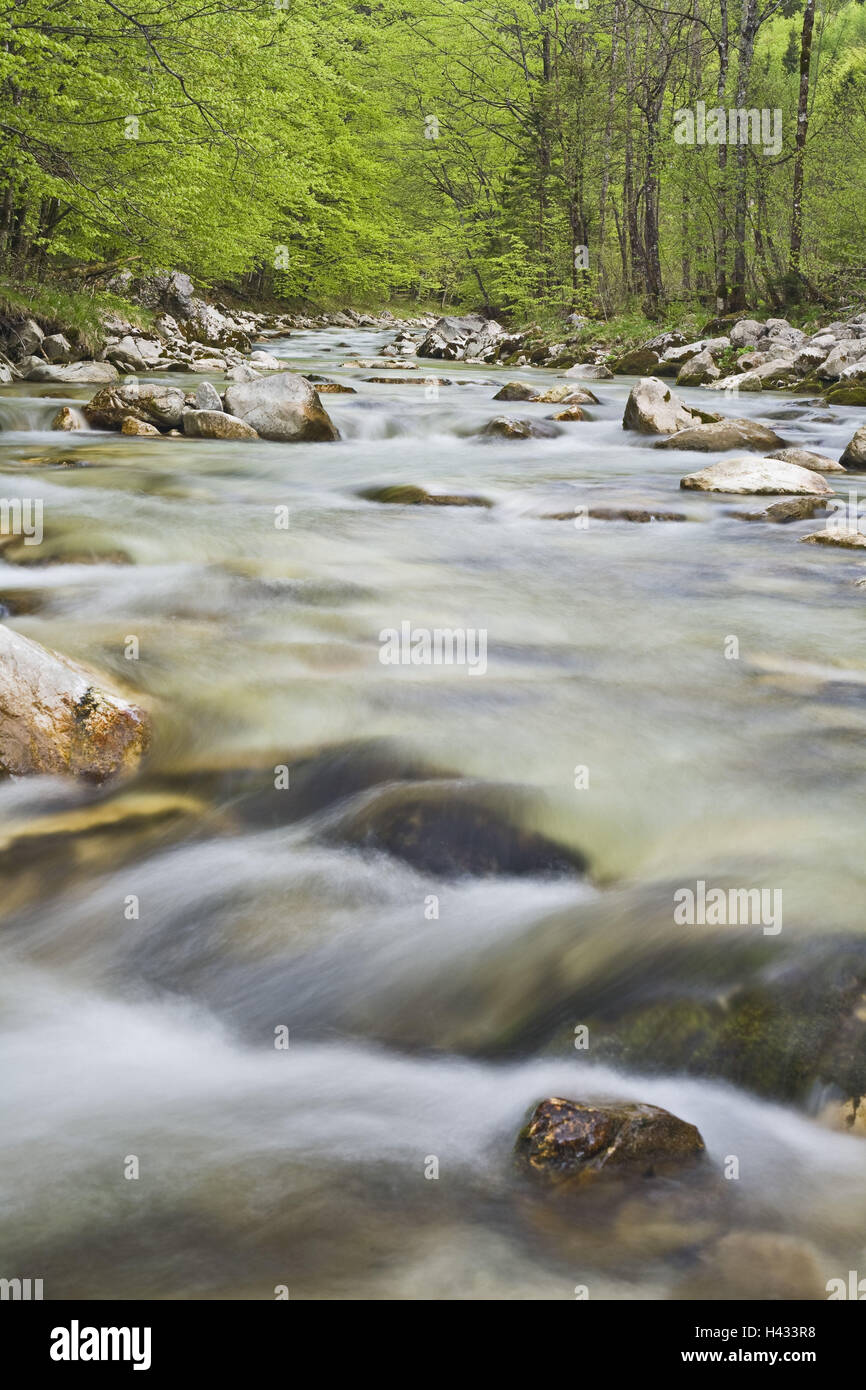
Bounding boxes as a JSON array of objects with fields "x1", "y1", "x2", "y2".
[{"x1": 2, "y1": 329, "x2": 866, "y2": 1299}]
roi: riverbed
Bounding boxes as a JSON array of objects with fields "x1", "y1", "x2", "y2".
[{"x1": 1, "y1": 328, "x2": 865, "y2": 1299}]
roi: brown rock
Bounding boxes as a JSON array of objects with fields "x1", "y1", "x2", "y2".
[
  {"x1": 515, "y1": 1097, "x2": 705, "y2": 1188},
  {"x1": 0, "y1": 625, "x2": 150, "y2": 780}
]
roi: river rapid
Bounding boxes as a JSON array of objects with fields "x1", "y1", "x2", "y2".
[{"x1": 1, "y1": 327, "x2": 866, "y2": 1300}]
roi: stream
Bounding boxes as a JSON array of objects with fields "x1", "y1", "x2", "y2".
[{"x1": 1, "y1": 327, "x2": 866, "y2": 1299}]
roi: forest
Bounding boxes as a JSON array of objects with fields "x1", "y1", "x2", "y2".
[{"x1": 1, "y1": 0, "x2": 865, "y2": 325}]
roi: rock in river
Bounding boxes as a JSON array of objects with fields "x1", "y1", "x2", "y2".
[
  {"x1": 83, "y1": 382, "x2": 187, "y2": 431},
  {"x1": 183, "y1": 409, "x2": 259, "y2": 440},
  {"x1": 656, "y1": 417, "x2": 785, "y2": 452},
  {"x1": 622, "y1": 378, "x2": 702, "y2": 435},
  {"x1": 680, "y1": 457, "x2": 833, "y2": 495},
  {"x1": 224, "y1": 371, "x2": 339, "y2": 442},
  {"x1": 768, "y1": 446, "x2": 844, "y2": 473},
  {"x1": 359, "y1": 484, "x2": 491, "y2": 507},
  {"x1": 515, "y1": 1097, "x2": 705, "y2": 1188},
  {"x1": 840, "y1": 425, "x2": 866, "y2": 471},
  {"x1": 479, "y1": 416, "x2": 558, "y2": 440},
  {"x1": 0, "y1": 625, "x2": 150, "y2": 780}
]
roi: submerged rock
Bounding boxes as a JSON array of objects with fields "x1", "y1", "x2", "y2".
[
  {"x1": 680, "y1": 457, "x2": 833, "y2": 495},
  {"x1": 551, "y1": 405, "x2": 586, "y2": 421},
  {"x1": 515, "y1": 1097, "x2": 704, "y2": 1188},
  {"x1": 0, "y1": 625, "x2": 149, "y2": 780},
  {"x1": 359, "y1": 484, "x2": 491, "y2": 507},
  {"x1": 544, "y1": 506, "x2": 687, "y2": 523},
  {"x1": 730, "y1": 497, "x2": 829, "y2": 524},
  {"x1": 224, "y1": 371, "x2": 339, "y2": 442},
  {"x1": 326, "y1": 780, "x2": 588, "y2": 877},
  {"x1": 479, "y1": 416, "x2": 558, "y2": 440}
]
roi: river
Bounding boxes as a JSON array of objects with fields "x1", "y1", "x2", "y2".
[{"x1": 1, "y1": 327, "x2": 865, "y2": 1299}]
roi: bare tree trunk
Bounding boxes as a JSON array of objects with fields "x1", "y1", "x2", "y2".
[{"x1": 788, "y1": 0, "x2": 815, "y2": 288}]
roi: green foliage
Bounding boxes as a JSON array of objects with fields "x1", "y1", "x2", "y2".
[{"x1": 0, "y1": 0, "x2": 865, "y2": 316}]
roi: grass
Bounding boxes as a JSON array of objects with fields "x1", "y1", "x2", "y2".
[{"x1": 0, "y1": 278, "x2": 154, "y2": 353}]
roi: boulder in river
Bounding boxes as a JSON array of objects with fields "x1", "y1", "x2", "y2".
[
  {"x1": 551, "y1": 405, "x2": 586, "y2": 421},
  {"x1": 479, "y1": 416, "x2": 558, "y2": 440},
  {"x1": 840, "y1": 425, "x2": 866, "y2": 470},
  {"x1": 83, "y1": 382, "x2": 187, "y2": 431},
  {"x1": 183, "y1": 409, "x2": 258, "y2": 440},
  {"x1": 515, "y1": 1097, "x2": 705, "y2": 1188},
  {"x1": 801, "y1": 527, "x2": 866, "y2": 549},
  {"x1": 224, "y1": 371, "x2": 339, "y2": 442},
  {"x1": 730, "y1": 497, "x2": 829, "y2": 524},
  {"x1": 493, "y1": 381, "x2": 537, "y2": 402},
  {"x1": 656, "y1": 417, "x2": 785, "y2": 452},
  {"x1": 611, "y1": 347, "x2": 660, "y2": 375},
  {"x1": 622, "y1": 378, "x2": 701, "y2": 435},
  {"x1": 680, "y1": 457, "x2": 833, "y2": 495},
  {"x1": 0, "y1": 625, "x2": 149, "y2": 780},
  {"x1": 562, "y1": 363, "x2": 613, "y2": 381}
]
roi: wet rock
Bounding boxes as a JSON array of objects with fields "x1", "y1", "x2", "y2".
[
  {"x1": 121, "y1": 417, "x2": 161, "y2": 436},
  {"x1": 182, "y1": 409, "x2": 258, "y2": 440},
  {"x1": 680, "y1": 457, "x2": 833, "y2": 495},
  {"x1": 840, "y1": 427, "x2": 866, "y2": 469},
  {"x1": 326, "y1": 780, "x2": 588, "y2": 877},
  {"x1": 224, "y1": 371, "x2": 339, "y2": 442},
  {"x1": 51, "y1": 406, "x2": 89, "y2": 432},
  {"x1": 656, "y1": 417, "x2": 785, "y2": 452},
  {"x1": 801, "y1": 528, "x2": 866, "y2": 549},
  {"x1": 768, "y1": 446, "x2": 844, "y2": 473},
  {"x1": 194, "y1": 381, "x2": 223, "y2": 412},
  {"x1": 359, "y1": 484, "x2": 491, "y2": 507},
  {"x1": 515, "y1": 1098, "x2": 704, "y2": 1189},
  {"x1": 83, "y1": 382, "x2": 187, "y2": 430},
  {"x1": 545, "y1": 507, "x2": 687, "y2": 523},
  {"x1": 315, "y1": 382, "x2": 356, "y2": 394},
  {"x1": 0, "y1": 625, "x2": 149, "y2": 780},
  {"x1": 478, "y1": 416, "x2": 558, "y2": 440},
  {"x1": 622, "y1": 378, "x2": 700, "y2": 435},
  {"x1": 533, "y1": 385, "x2": 599, "y2": 405},
  {"x1": 492, "y1": 381, "x2": 536, "y2": 402},
  {"x1": 730, "y1": 497, "x2": 829, "y2": 523},
  {"x1": 551, "y1": 405, "x2": 586, "y2": 422}
]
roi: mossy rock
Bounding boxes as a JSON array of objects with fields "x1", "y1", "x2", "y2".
[
  {"x1": 824, "y1": 385, "x2": 866, "y2": 407},
  {"x1": 611, "y1": 347, "x2": 660, "y2": 375},
  {"x1": 358, "y1": 484, "x2": 491, "y2": 507},
  {"x1": 580, "y1": 940, "x2": 866, "y2": 1109}
]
